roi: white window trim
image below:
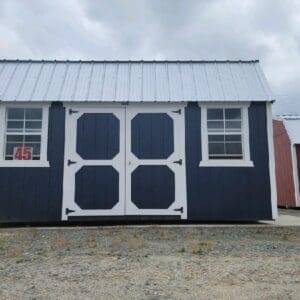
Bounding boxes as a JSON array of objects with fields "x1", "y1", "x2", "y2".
[
  {"x1": 199, "y1": 102, "x2": 254, "y2": 167},
  {"x1": 0, "y1": 103, "x2": 50, "y2": 167}
]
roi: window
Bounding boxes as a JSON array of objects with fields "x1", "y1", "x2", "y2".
[
  {"x1": 207, "y1": 108, "x2": 243, "y2": 159},
  {"x1": 0, "y1": 105, "x2": 49, "y2": 167},
  {"x1": 200, "y1": 104, "x2": 253, "y2": 167}
]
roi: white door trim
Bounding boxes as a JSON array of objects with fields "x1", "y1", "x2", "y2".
[
  {"x1": 125, "y1": 104, "x2": 187, "y2": 219},
  {"x1": 61, "y1": 105, "x2": 126, "y2": 220}
]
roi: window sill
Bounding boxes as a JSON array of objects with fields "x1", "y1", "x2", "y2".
[
  {"x1": 0, "y1": 161, "x2": 50, "y2": 168},
  {"x1": 199, "y1": 160, "x2": 254, "y2": 167}
]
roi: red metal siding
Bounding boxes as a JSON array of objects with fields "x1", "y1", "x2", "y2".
[
  {"x1": 296, "y1": 145, "x2": 300, "y2": 194},
  {"x1": 273, "y1": 120, "x2": 296, "y2": 207}
]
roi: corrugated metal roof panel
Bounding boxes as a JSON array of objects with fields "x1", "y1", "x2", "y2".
[
  {"x1": 142, "y1": 62, "x2": 155, "y2": 101},
  {"x1": 0, "y1": 60, "x2": 274, "y2": 102},
  {"x1": 278, "y1": 116, "x2": 300, "y2": 145}
]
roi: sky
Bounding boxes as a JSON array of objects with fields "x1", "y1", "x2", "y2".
[{"x1": 0, "y1": 0, "x2": 299, "y2": 114}]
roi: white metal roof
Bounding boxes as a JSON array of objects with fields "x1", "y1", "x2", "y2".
[
  {"x1": 0, "y1": 60, "x2": 274, "y2": 102},
  {"x1": 279, "y1": 116, "x2": 300, "y2": 145}
]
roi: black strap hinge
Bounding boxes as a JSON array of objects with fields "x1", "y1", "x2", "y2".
[
  {"x1": 69, "y1": 108, "x2": 79, "y2": 115},
  {"x1": 67, "y1": 159, "x2": 77, "y2": 166},
  {"x1": 65, "y1": 208, "x2": 75, "y2": 215},
  {"x1": 171, "y1": 109, "x2": 181, "y2": 115},
  {"x1": 174, "y1": 207, "x2": 183, "y2": 213},
  {"x1": 173, "y1": 159, "x2": 182, "y2": 165}
]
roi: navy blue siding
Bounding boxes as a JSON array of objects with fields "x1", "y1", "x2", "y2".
[
  {"x1": 0, "y1": 102, "x2": 65, "y2": 222},
  {"x1": 131, "y1": 165, "x2": 175, "y2": 209},
  {"x1": 131, "y1": 113, "x2": 174, "y2": 159},
  {"x1": 76, "y1": 113, "x2": 120, "y2": 160},
  {"x1": 75, "y1": 166, "x2": 119, "y2": 210},
  {"x1": 0, "y1": 102, "x2": 272, "y2": 222},
  {"x1": 185, "y1": 102, "x2": 272, "y2": 220}
]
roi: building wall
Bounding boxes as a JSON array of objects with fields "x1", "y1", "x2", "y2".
[
  {"x1": 0, "y1": 101, "x2": 273, "y2": 222},
  {"x1": 0, "y1": 102, "x2": 65, "y2": 222},
  {"x1": 185, "y1": 102, "x2": 272, "y2": 220},
  {"x1": 273, "y1": 120, "x2": 296, "y2": 207}
]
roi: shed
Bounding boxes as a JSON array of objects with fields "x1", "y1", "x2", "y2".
[
  {"x1": 0, "y1": 59, "x2": 277, "y2": 222},
  {"x1": 273, "y1": 115, "x2": 300, "y2": 208}
]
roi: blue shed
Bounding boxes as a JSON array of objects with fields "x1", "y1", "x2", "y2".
[{"x1": 0, "y1": 60, "x2": 277, "y2": 222}]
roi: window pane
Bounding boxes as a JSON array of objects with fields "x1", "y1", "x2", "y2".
[
  {"x1": 225, "y1": 121, "x2": 241, "y2": 131},
  {"x1": 5, "y1": 143, "x2": 23, "y2": 156},
  {"x1": 225, "y1": 135, "x2": 242, "y2": 142},
  {"x1": 207, "y1": 109, "x2": 223, "y2": 120},
  {"x1": 7, "y1": 108, "x2": 24, "y2": 120},
  {"x1": 25, "y1": 121, "x2": 42, "y2": 132},
  {"x1": 6, "y1": 121, "x2": 24, "y2": 132},
  {"x1": 209, "y1": 142, "x2": 225, "y2": 155},
  {"x1": 208, "y1": 135, "x2": 224, "y2": 142},
  {"x1": 25, "y1": 143, "x2": 40, "y2": 155},
  {"x1": 6, "y1": 135, "x2": 23, "y2": 142},
  {"x1": 25, "y1": 108, "x2": 42, "y2": 120},
  {"x1": 225, "y1": 108, "x2": 241, "y2": 120},
  {"x1": 25, "y1": 135, "x2": 41, "y2": 142},
  {"x1": 207, "y1": 121, "x2": 224, "y2": 131},
  {"x1": 225, "y1": 142, "x2": 242, "y2": 155}
]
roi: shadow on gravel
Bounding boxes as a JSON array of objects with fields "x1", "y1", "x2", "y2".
[{"x1": 0, "y1": 219, "x2": 263, "y2": 228}]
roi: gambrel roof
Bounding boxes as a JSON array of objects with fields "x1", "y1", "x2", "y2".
[
  {"x1": 277, "y1": 115, "x2": 300, "y2": 145},
  {"x1": 0, "y1": 60, "x2": 274, "y2": 102}
]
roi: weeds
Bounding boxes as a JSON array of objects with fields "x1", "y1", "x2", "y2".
[
  {"x1": 179, "y1": 247, "x2": 186, "y2": 253},
  {"x1": 190, "y1": 239, "x2": 214, "y2": 255},
  {"x1": 127, "y1": 237, "x2": 145, "y2": 250},
  {"x1": 49, "y1": 237, "x2": 68, "y2": 250},
  {"x1": 161, "y1": 229, "x2": 170, "y2": 240}
]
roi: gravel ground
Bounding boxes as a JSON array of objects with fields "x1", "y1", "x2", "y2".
[{"x1": 0, "y1": 226, "x2": 299, "y2": 299}]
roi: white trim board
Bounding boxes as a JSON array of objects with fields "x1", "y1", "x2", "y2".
[
  {"x1": 291, "y1": 144, "x2": 300, "y2": 207},
  {"x1": 266, "y1": 102, "x2": 278, "y2": 219}
]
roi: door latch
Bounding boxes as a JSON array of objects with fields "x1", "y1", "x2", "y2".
[
  {"x1": 65, "y1": 208, "x2": 75, "y2": 215},
  {"x1": 171, "y1": 109, "x2": 181, "y2": 115},
  {"x1": 69, "y1": 108, "x2": 79, "y2": 115},
  {"x1": 174, "y1": 207, "x2": 183, "y2": 213},
  {"x1": 173, "y1": 159, "x2": 182, "y2": 165},
  {"x1": 67, "y1": 159, "x2": 77, "y2": 166}
]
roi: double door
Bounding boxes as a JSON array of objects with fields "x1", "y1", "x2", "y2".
[{"x1": 62, "y1": 104, "x2": 187, "y2": 220}]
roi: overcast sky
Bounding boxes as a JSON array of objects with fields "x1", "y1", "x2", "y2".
[{"x1": 0, "y1": 0, "x2": 299, "y2": 114}]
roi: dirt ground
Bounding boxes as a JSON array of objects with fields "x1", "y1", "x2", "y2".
[{"x1": 0, "y1": 225, "x2": 299, "y2": 299}]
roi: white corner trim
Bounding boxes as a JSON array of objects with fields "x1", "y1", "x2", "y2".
[
  {"x1": 266, "y1": 102, "x2": 278, "y2": 219},
  {"x1": 199, "y1": 160, "x2": 254, "y2": 167},
  {"x1": 0, "y1": 103, "x2": 50, "y2": 168},
  {"x1": 199, "y1": 103, "x2": 253, "y2": 168},
  {"x1": 291, "y1": 144, "x2": 300, "y2": 207}
]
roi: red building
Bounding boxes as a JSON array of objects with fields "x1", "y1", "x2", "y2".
[{"x1": 273, "y1": 116, "x2": 300, "y2": 208}]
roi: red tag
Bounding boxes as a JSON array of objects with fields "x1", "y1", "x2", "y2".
[{"x1": 13, "y1": 147, "x2": 33, "y2": 160}]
